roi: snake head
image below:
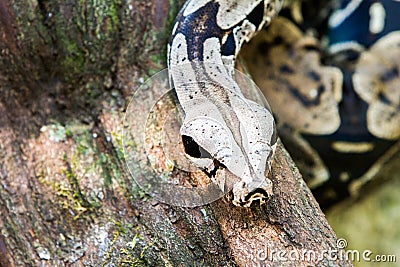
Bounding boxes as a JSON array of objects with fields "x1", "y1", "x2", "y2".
[
  {"x1": 169, "y1": 59, "x2": 277, "y2": 206},
  {"x1": 179, "y1": 94, "x2": 277, "y2": 207}
]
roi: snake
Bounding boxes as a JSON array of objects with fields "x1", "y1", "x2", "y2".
[
  {"x1": 240, "y1": 0, "x2": 400, "y2": 208},
  {"x1": 167, "y1": 0, "x2": 400, "y2": 208}
]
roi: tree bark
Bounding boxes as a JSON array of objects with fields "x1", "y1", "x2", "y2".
[{"x1": 0, "y1": 0, "x2": 352, "y2": 266}]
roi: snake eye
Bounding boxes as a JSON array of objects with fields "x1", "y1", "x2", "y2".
[
  {"x1": 181, "y1": 134, "x2": 226, "y2": 179},
  {"x1": 182, "y1": 135, "x2": 212, "y2": 159}
]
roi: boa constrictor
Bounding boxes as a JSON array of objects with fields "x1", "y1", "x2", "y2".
[
  {"x1": 168, "y1": 0, "x2": 283, "y2": 206},
  {"x1": 167, "y1": 0, "x2": 400, "y2": 208},
  {"x1": 241, "y1": 0, "x2": 400, "y2": 208}
]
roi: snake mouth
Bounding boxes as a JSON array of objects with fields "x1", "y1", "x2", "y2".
[
  {"x1": 232, "y1": 185, "x2": 272, "y2": 207},
  {"x1": 242, "y1": 188, "x2": 269, "y2": 205},
  {"x1": 232, "y1": 190, "x2": 269, "y2": 207}
]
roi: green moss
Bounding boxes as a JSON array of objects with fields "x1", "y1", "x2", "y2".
[
  {"x1": 36, "y1": 122, "x2": 102, "y2": 219},
  {"x1": 63, "y1": 40, "x2": 86, "y2": 75},
  {"x1": 40, "y1": 123, "x2": 68, "y2": 142},
  {"x1": 37, "y1": 122, "x2": 108, "y2": 220},
  {"x1": 102, "y1": 222, "x2": 156, "y2": 267},
  {"x1": 148, "y1": 54, "x2": 165, "y2": 76},
  {"x1": 111, "y1": 131, "x2": 130, "y2": 161},
  {"x1": 107, "y1": 0, "x2": 120, "y2": 34},
  {"x1": 46, "y1": 0, "x2": 122, "y2": 83},
  {"x1": 102, "y1": 230, "x2": 122, "y2": 267},
  {"x1": 38, "y1": 168, "x2": 93, "y2": 221},
  {"x1": 118, "y1": 232, "x2": 151, "y2": 267},
  {"x1": 69, "y1": 126, "x2": 92, "y2": 156},
  {"x1": 97, "y1": 152, "x2": 114, "y2": 187},
  {"x1": 62, "y1": 154, "x2": 97, "y2": 217}
]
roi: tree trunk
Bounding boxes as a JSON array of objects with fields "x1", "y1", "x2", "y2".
[{"x1": 0, "y1": 0, "x2": 352, "y2": 266}]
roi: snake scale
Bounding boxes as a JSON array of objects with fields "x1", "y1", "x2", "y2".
[{"x1": 167, "y1": 0, "x2": 400, "y2": 208}]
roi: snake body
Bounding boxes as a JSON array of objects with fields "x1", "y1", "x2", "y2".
[
  {"x1": 168, "y1": 0, "x2": 400, "y2": 207},
  {"x1": 240, "y1": 0, "x2": 400, "y2": 208}
]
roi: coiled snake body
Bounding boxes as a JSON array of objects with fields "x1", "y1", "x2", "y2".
[{"x1": 168, "y1": 0, "x2": 400, "y2": 207}]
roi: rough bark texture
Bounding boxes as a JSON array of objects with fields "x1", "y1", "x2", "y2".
[{"x1": 0, "y1": 0, "x2": 352, "y2": 266}]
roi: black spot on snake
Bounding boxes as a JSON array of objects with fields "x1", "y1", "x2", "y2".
[
  {"x1": 257, "y1": 41, "x2": 270, "y2": 55},
  {"x1": 377, "y1": 92, "x2": 392, "y2": 106},
  {"x1": 247, "y1": 1, "x2": 264, "y2": 29},
  {"x1": 279, "y1": 64, "x2": 295, "y2": 74},
  {"x1": 380, "y1": 67, "x2": 399, "y2": 83},
  {"x1": 221, "y1": 32, "x2": 236, "y2": 56},
  {"x1": 273, "y1": 36, "x2": 283, "y2": 44},
  {"x1": 307, "y1": 70, "x2": 321, "y2": 82}
]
